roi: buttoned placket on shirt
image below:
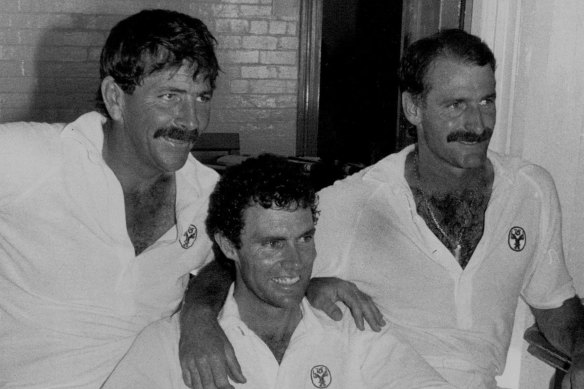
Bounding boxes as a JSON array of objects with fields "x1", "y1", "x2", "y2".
[{"x1": 402, "y1": 149, "x2": 507, "y2": 330}]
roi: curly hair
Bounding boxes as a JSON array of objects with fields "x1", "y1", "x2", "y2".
[
  {"x1": 95, "y1": 9, "x2": 220, "y2": 118},
  {"x1": 206, "y1": 154, "x2": 318, "y2": 249},
  {"x1": 399, "y1": 29, "x2": 496, "y2": 102}
]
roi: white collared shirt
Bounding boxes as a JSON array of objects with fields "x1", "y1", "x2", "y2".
[
  {"x1": 0, "y1": 112, "x2": 218, "y2": 388},
  {"x1": 103, "y1": 284, "x2": 455, "y2": 389},
  {"x1": 313, "y1": 144, "x2": 576, "y2": 388}
]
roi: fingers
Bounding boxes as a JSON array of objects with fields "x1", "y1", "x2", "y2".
[
  {"x1": 321, "y1": 300, "x2": 344, "y2": 321},
  {"x1": 225, "y1": 344, "x2": 246, "y2": 384},
  {"x1": 338, "y1": 282, "x2": 385, "y2": 331},
  {"x1": 180, "y1": 355, "x2": 197, "y2": 388},
  {"x1": 181, "y1": 354, "x2": 236, "y2": 389},
  {"x1": 201, "y1": 355, "x2": 234, "y2": 389}
]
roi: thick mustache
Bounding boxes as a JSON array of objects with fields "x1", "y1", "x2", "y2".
[
  {"x1": 447, "y1": 128, "x2": 493, "y2": 143},
  {"x1": 154, "y1": 127, "x2": 199, "y2": 143}
]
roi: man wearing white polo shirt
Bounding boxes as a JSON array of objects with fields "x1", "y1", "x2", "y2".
[{"x1": 103, "y1": 154, "x2": 455, "y2": 389}]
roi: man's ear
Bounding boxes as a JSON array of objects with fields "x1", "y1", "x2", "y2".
[
  {"x1": 402, "y1": 91, "x2": 423, "y2": 126},
  {"x1": 215, "y1": 233, "x2": 238, "y2": 262},
  {"x1": 101, "y1": 76, "x2": 125, "y2": 121}
]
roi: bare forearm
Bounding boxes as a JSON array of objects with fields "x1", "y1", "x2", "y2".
[
  {"x1": 533, "y1": 295, "x2": 584, "y2": 357},
  {"x1": 181, "y1": 259, "x2": 235, "y2": 325}
]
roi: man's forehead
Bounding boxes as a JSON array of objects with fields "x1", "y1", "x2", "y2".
[
  {"x1": 242, "y1": 204, "x2": 314, "y2": 237},
  {"x1": 424, "y1": 57, "x2": 495, "y2": 93}
]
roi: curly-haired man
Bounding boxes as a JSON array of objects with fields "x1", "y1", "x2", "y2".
[{"x1": 103, "y1": 154, "x2": 455, "y2": 389}]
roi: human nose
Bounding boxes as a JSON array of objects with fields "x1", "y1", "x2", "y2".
[
  {"x1": 177, "y1": 98, "x2": 198, "y2": 131},
  {"x1": 281, "y1": 245, "x2": 303, "y2": 270},
  {"x1": 464, "y1": 104, "x2": 486, "y2": 134}
]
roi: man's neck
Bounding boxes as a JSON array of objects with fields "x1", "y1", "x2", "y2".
[
  {"x1": 236, "y1": 295, "x2": 302, "y2": 364},
  {"x1": 102, "y1": 120, "x2": 170, "y2": 193},
  {"x1": 407, "y1": 146, "x2": 494, "y2": 196}
]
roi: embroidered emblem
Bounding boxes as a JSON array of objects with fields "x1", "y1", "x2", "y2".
[
  {"x1": 180, "y1": 224, "x2": 198, "y2": 249},
  {"x1": 508, "y1": 226, "x2": 526, "y2": 252},
  {"x1": 310, "y1": 365, "x2": 331, "y2": 388}
]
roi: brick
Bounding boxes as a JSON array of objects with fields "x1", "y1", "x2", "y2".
[
  {"x1": 219, "y1": 49, "x2": 259, "y2": 64},
  {"x1": 230, "y1": 79, "x2": 249, "y2": 93},
  {"x1": 37, "y1": 62, "x2": 99, "y2": 78},
  {"x1": 0, "y1": 45, "x2": 35, "y2": 61},
  {"x1": 87, "y1": 47, "x2": 102, "y2": 62},
  {"x1": 0, "y1": 77, "x2": 40, "y2": 92},
  {"x1": 215, "y1": 18, "x2": 249, "y2": 33},
  {"x1": 277, "y1": 66, "x2": 297, "y2": 79},
  {"x1": 249, "y1": 79, "x2": 288, "y2": 94},
  {"x1": 242, "y1": 36, "x2": 277, "y2": 50},
  {"x1": 19, "y1": 30, "x2": 106, "y2": 47},
  {"x1": 286, "y1": 22, "x2": 297, "y2": 35},
  {"x1": 241, "y1": 65, "x2": 277, "y2": 79},
  {"x1": 218, "y1": 36, "x2": 242, "y2": 50},
  {"x1": 260, "y1": 50, "x2": 296, "y2": 65},
  {"x1": 211, "y1": 4, "x2": 239, "y2": 18},
  {"x1": 0, "y1": 1, "x2": 21, "y2": 12},
  {"x1": 0, "y1": 61, "x2": 29, "y2": 77},
  {"x1": 250, "y1": 20, "x2": 268, "y2": 35},
  {"x1": 215, "y1": 107, "x2": 295, "y2": 123},
  {"x1": 268, "y1": 21, "x2": 287, "y2": 35},
  {"x1": 276, "y1": 95, "x2": 296, "y2": 107},
  {"x1": 222, "y1": 0, "x2": 260, "y2": 3},
  {"x1": 37, "y1": 46, "x2": 88, "y2": 61},
  {"x1": 278, "y1": 37, "x2": 298, "y2": 50},
  {"x1": 239, "y1": 5, "x2": 272, "y2": 18},
  {"x1": 0, "y1": 30, "x2": 20, "y2": 45},
  {"x1": 219, "y1": 65, "x2": 241, "y2": 79},
  {"x1": 0, "y1": 93, "x2": 30, "y2": 109}
]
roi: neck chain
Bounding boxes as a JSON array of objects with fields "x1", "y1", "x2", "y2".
[{"x1": 412, "y1": 151, "x2": 463, "y2": 263}]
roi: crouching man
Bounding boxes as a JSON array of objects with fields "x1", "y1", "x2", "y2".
[{"x1": 102, "y1": 154, "x2": 455, "y2": 389}]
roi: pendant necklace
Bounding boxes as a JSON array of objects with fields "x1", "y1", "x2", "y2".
[{"x1": 413, "y1": 151, "x2": 463, "y2": 263}]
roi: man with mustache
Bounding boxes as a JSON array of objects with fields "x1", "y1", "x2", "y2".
[
  {"x1": 185, "y1": 29, "x2": 584, "y2": 389},
  {"x1": 0, "y1": 9, "x2": 229, "y2": 388}
]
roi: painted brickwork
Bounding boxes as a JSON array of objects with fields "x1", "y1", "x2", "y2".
[{"x1": 0, "y1": 0, "x2": 299, "y2": 156}]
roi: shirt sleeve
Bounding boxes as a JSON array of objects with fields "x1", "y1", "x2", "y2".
[
  {"x1": 520, "y1": 166, "x2": 576, "y2": 309},
  {"x1": 0, "y1": 122, "x2": 63, "y2": 206},
  {"x1": 102, "y1": 316, "x2": 185, "y2": 389},
  {"x1": 356, "y1": 327, "x2": 456, "y2": 389},
  {"x1": 313, "y1": 181, "x2": 362, "y2": 279}
]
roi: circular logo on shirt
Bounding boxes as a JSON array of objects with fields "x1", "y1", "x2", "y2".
[
  {"x1": 508, "y1": 226, "x2": 526, "y2": 252},
  {"x1": 310, "y1": 365, "x2": 331, "y2": 388},
  {"x1": 179, "y1": 224, "x2": 198, "y2": 249}
]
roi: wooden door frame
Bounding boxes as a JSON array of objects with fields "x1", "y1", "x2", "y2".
[{"x1": 295, "y1": 0, "x2": 322, "y2": 157}]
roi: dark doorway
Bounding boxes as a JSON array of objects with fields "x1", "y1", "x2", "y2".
[{"x1": 317, "y1": 1, "x2": 404, "y2": 166}]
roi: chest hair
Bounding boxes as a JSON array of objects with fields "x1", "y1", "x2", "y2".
[{"x1": 124, "y1": 175, "x2": 176, "y2": 255}]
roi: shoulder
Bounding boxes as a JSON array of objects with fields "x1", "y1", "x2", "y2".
[
  {"x1": 0, "y1": 120, "x2": 65, "y2": 159},
  {"x1": 134, "y1": 314, "x2": 180, "y2": 350},
  {"x1": 181, "y1": 155, "x2": 220, "y2": 195},
  {"x1": 491, "y1": 151, "x2": 558, "y2": 196},
  {"x1": 0, "y1": 121, "x2": 66, "y2": 200}
]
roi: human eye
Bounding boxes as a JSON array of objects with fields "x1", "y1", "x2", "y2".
[
  {"x1": 447, "y1": 100, "x2": 466, "y2": 111},
  {"x1": 479, "y1": 96, "x2": 496, "y2": 110},
  {"x1": 159, "y1": 93, "x2": 180, "y2": 102},
  {"x1": 299, "y1": 232, "x2": 314, "y2": 244},
  {"x1": 196, "y1": 93, "x2": 212, "y2": 103},
  {"x1": 262, "y1": 239, "x2": 285, "y2": 250}
]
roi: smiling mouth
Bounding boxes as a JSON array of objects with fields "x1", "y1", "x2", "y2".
[
  {"x1": 273, "y1": 276, "x2": 300, "y2": 286},
  {"x1": 162, "y1": 136, "x2": 192, "y2": 145}
]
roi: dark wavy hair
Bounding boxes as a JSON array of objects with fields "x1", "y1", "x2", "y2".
[
  {"x1": 206, "y1": 154, "x2": 318, "y2": 249},
  {"x1": 399, "y1": 29, "x2": 496, "y2": 102},
  {"x1": 95, "y1": 9, "x2": 220, "y2": 118}
]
